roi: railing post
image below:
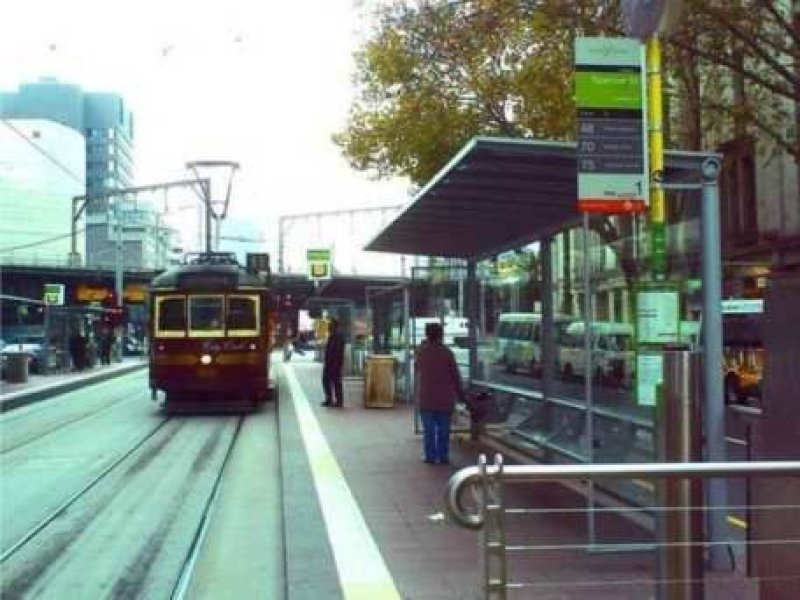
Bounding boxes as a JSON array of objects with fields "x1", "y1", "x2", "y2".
[
  {"x1": 480, "y1": 454, "x2": 507, "y2": 599},
  {"x1": 658, "y1": 350, "x2": 704, "y2": 600}
]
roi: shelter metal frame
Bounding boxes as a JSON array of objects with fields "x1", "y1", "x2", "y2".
[{"x1": 366, "y1": 136, "x2": 726, "y2": 558}]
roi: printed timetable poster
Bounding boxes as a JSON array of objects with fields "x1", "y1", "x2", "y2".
[
  {"x1": 636, "y1": 287, "x2": 680, "y2": 346},
  {"x1": 575, "y1": 37, "x2": 648, "y2": 214}
]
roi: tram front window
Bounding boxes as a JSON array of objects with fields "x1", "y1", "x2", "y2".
[
  {"x1": 189, "y1": 296, "x2": 225, "y2": 337},
  {"x1": 227, "y1": 295, "x2": 259, "y2": 336},
  {"x1": 156, "y1": 296, "x2": 186, "y2": 338}
]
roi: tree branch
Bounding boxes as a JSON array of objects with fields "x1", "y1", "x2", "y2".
[
  {"x1": 670, "y1": 37, "x2": 797, "y2": 101},
  {"x1": 703, "y1": 99, "x2": 797, "y2": 158},
  {"x1": 705, "y1": 6, "x2": 799, "y2": 89},
  {"x1": 754, "y1": 0, "x2": 800, "y2": 49}
]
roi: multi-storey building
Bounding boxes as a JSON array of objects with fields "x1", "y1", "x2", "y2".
[
  {"x1": 0, "y1": 79, "x2": 167, "y2": 269},
  {"x1": 0, "y1": 119, "x2": 85, "y2": 264}
]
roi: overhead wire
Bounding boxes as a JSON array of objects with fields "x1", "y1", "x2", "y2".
[
  {"x1": 1, "y1": 119, "x2": 85, "y2": 185},
  {"x1": 0, "y1": 228, "x2": 86, "y2": 253},
  {"x1": 0, "y1": 119, "x2": 88, "y2": 254}
]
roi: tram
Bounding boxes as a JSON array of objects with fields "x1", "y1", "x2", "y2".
[{"x1": 148, "y1": 252, "x2": 276, "y2": 412}]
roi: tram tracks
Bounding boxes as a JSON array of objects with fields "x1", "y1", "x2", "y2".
[
  {"x1": 0, "y1": 374, "x2": 141, "y2": 456},
  {"x1": 0, "y1": 417, "x2": 171, "y2": 564},
  {"x1": 0, "y1": 414, "x2": 245, "y2": 598}
]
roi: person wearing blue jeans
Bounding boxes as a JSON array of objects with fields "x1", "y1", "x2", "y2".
[
  {"x1": 414, "y1": 321, "x2": 464, "y2": 465},
  {"x1": 419, "y1": 408, "x2": 453, "y2": 464}
]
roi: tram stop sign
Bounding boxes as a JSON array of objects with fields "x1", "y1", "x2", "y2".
[
  {"x1": 43, "y1": 283, "x2": 65, "y2": 306},
  {"x1": 575, "y1": 37, "x2": 647, "y2": 214},
  {"x1": 307, "y1": 249, "x2": 332, "y2": 281}
]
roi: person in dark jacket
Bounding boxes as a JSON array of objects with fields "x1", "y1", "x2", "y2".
[
  {"x1": 414, "y1": 322, "x2": 464, "y2": 464},
  {"x1": 321, "y1": 318, "x2": 345, "y2": 407}
]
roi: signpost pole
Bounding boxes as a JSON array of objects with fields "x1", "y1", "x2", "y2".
[
  {"x1": 646, "y1": 35, "x2": 667, "y2": 278},
  {"x1": 701, "y1": 158, "x2": 730, "y2": 570},
  {"x1": 114, "y1": 197, "x2": 124, "y2": 363}
]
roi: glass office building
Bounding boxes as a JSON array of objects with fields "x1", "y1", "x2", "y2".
[
  {"x1": 0, "y1": 119, "x2": 85, "y2": 264},
  {"x1": 1, "y1": 79, "x2": 144, "y2": 267}
]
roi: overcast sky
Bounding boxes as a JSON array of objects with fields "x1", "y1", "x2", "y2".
[{"x1": 0, "y1": 0, "x2": 410, "y2": 256}]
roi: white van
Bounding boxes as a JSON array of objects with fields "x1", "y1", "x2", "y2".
[
  {"x1": 494, "y1": 313, "x2": 573, "y2": 375},
  {"x1": 409, "y1": 316, "x2": 468, "y2": 347},
  {"x1": 558, "y1": 321, "x2": 634, "y2": 386}
]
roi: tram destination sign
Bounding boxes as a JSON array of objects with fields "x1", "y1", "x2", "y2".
[{"x1": 575, "y1": 37, "x2": 648, "y2": 214}]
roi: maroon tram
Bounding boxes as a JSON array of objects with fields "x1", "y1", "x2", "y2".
[{"x1": 148, "y1": 252, "x2": 276, "y2": 411}]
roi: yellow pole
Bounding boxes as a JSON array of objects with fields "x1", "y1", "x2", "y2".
[{"x1": 647, "y1": 35, "x2": 667, "y2": 277}]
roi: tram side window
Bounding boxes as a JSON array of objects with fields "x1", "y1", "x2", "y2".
[
  {"x1": 156, "y1": 297, "x2": 187, "y2": 337},
  {"x1": 189, "y1": 296, "x2": 224, "y2": 337},
  {"x1": 227, "y1": 295, "x2": 259, "y2": 336}
]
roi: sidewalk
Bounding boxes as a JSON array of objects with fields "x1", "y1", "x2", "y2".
[
  {"x1": 283, "y1": 355, "x2": 758, "y2": 599},
  {"x1": 0, "y1": 357, "x2": 146, "y2": 412}
]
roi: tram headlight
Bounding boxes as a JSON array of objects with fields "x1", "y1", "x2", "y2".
[
  {"x1": 249, "y1": 343, "x2": 257, "y2": 351},
  {"x1": 200, "y1": 354, "x2": 213, "y2": 365}
]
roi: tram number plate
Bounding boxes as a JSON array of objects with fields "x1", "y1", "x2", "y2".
[{"x1": 197, "y1": 368, "x2": 218, "y2": 378}]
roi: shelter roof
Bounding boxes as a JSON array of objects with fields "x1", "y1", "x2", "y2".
[{"x1": 366, "y1": 136, "x2": 717, "y2": 260}]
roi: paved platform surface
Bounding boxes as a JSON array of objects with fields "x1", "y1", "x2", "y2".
[
  {"x1": 280, "y1": 354, "x2": 760, "y2": 599},
  {"x1": 0, "y1": 357, "x2": 146, "y2": 411}
]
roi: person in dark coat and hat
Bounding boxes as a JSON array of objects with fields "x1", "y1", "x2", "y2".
[{"x1": 321, "y1": 318, "x2": 345, "y2": 407}]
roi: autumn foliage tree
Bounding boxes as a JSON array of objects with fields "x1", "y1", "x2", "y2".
[
  {"x1": 337, "y1": 0, "x2": 798, "y2": 187},
  {"x1": 335, "y1": 0, "x2": 620, "y2": 186}
]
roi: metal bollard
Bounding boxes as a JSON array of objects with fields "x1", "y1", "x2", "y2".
[{"x1": 657, "y1": 350, "x2": 704, "y2": 600}]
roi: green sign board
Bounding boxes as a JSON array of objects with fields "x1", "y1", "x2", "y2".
[
  {"x1": 43, "y1": 283, "x2": 65, "y2": 306},
  {"x1": 307, "y1": 248, "x2": 332, "y2": 281},
  {"x1": 575, "y1": 37, "x2": 648, "y2": 214}
]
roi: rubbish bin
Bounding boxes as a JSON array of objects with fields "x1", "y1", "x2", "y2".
[
  {"x1": 5, "y1": 352, "x2": 30, "y2": 383},
  {"x1": 364, "y1": 355, "x2": 396, "y2": 408}
]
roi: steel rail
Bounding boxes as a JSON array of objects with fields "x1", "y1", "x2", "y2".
[
  {"x1": 171, "y1": 415, "x2": 245, "y2": 600},
  {"x1": 0, "y1": 418, "x2": 171, "y2": 563}
]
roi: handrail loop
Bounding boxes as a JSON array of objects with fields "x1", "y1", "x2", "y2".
[{"x1": 444, "y1": 457, "x2": 800, "y2": 530}]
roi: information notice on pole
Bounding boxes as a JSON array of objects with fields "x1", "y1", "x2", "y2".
[
  {"x1": 43, "y1": 283, "x2": 65, "y2": 306},
  {"x1": 636, "y1": 351, "x2": 663, "y2": 406},
  {"x1": 307, "y1": 248, "x2": 332, "y2": 281},
  {"x1": 575, "y1": 37, "x2": 648, "y2": 214},
  {"x1": 635, "y1": 286, "x2": 679, "y2": 345}
]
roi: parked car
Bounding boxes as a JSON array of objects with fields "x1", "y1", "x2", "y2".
[
  {"x1": 0, "y1": 337, "x2": 47, "y2": 375},
  {"x1": 123, "y1": 336, "x2": 144, "y2": 356}
]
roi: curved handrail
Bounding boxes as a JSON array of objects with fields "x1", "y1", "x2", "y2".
[{"x1": 444, "y1": 456, "x2": 800, "y2": 530}]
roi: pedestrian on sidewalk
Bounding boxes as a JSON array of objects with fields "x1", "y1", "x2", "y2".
[
  {"x1": 321, "y1": 318, "x2": 345, "y2": 407},
  {"x1": 99, "y1": 330, "x2": 113, "y2": 365},
  {"x1": 414, "y1": 322, "x2": 465, "y2": 465},
  {"x1": 283, "y1": 330, "x2": 294, "y2": 362}
]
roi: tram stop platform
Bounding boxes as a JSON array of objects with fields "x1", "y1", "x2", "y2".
[
  {"x1": 0, "y1": 356, "x2": 146, "y2": 412},
  {"x1": 277, "y1": 353, "x2": 758, "y2": 599}
]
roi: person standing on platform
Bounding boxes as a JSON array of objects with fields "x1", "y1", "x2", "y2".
[
  {"x1": 414, "y1": 322, "x2": 465, "y2": 465},
  {"x1": 321, "y1": 318, "x2": 345, "y2": 407}
]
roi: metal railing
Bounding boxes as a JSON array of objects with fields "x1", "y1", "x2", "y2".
[{"x1": 445, "y1": 454, "x2": 800, "y2": 599}]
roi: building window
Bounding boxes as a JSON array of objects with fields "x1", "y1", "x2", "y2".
[{"x1": 719, "y1": 136, "x2": 757, "y2": 245}]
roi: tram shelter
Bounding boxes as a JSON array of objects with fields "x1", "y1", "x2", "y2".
[{"x1": 366, "y1": 136, "x2": 727, "y2": 552}]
